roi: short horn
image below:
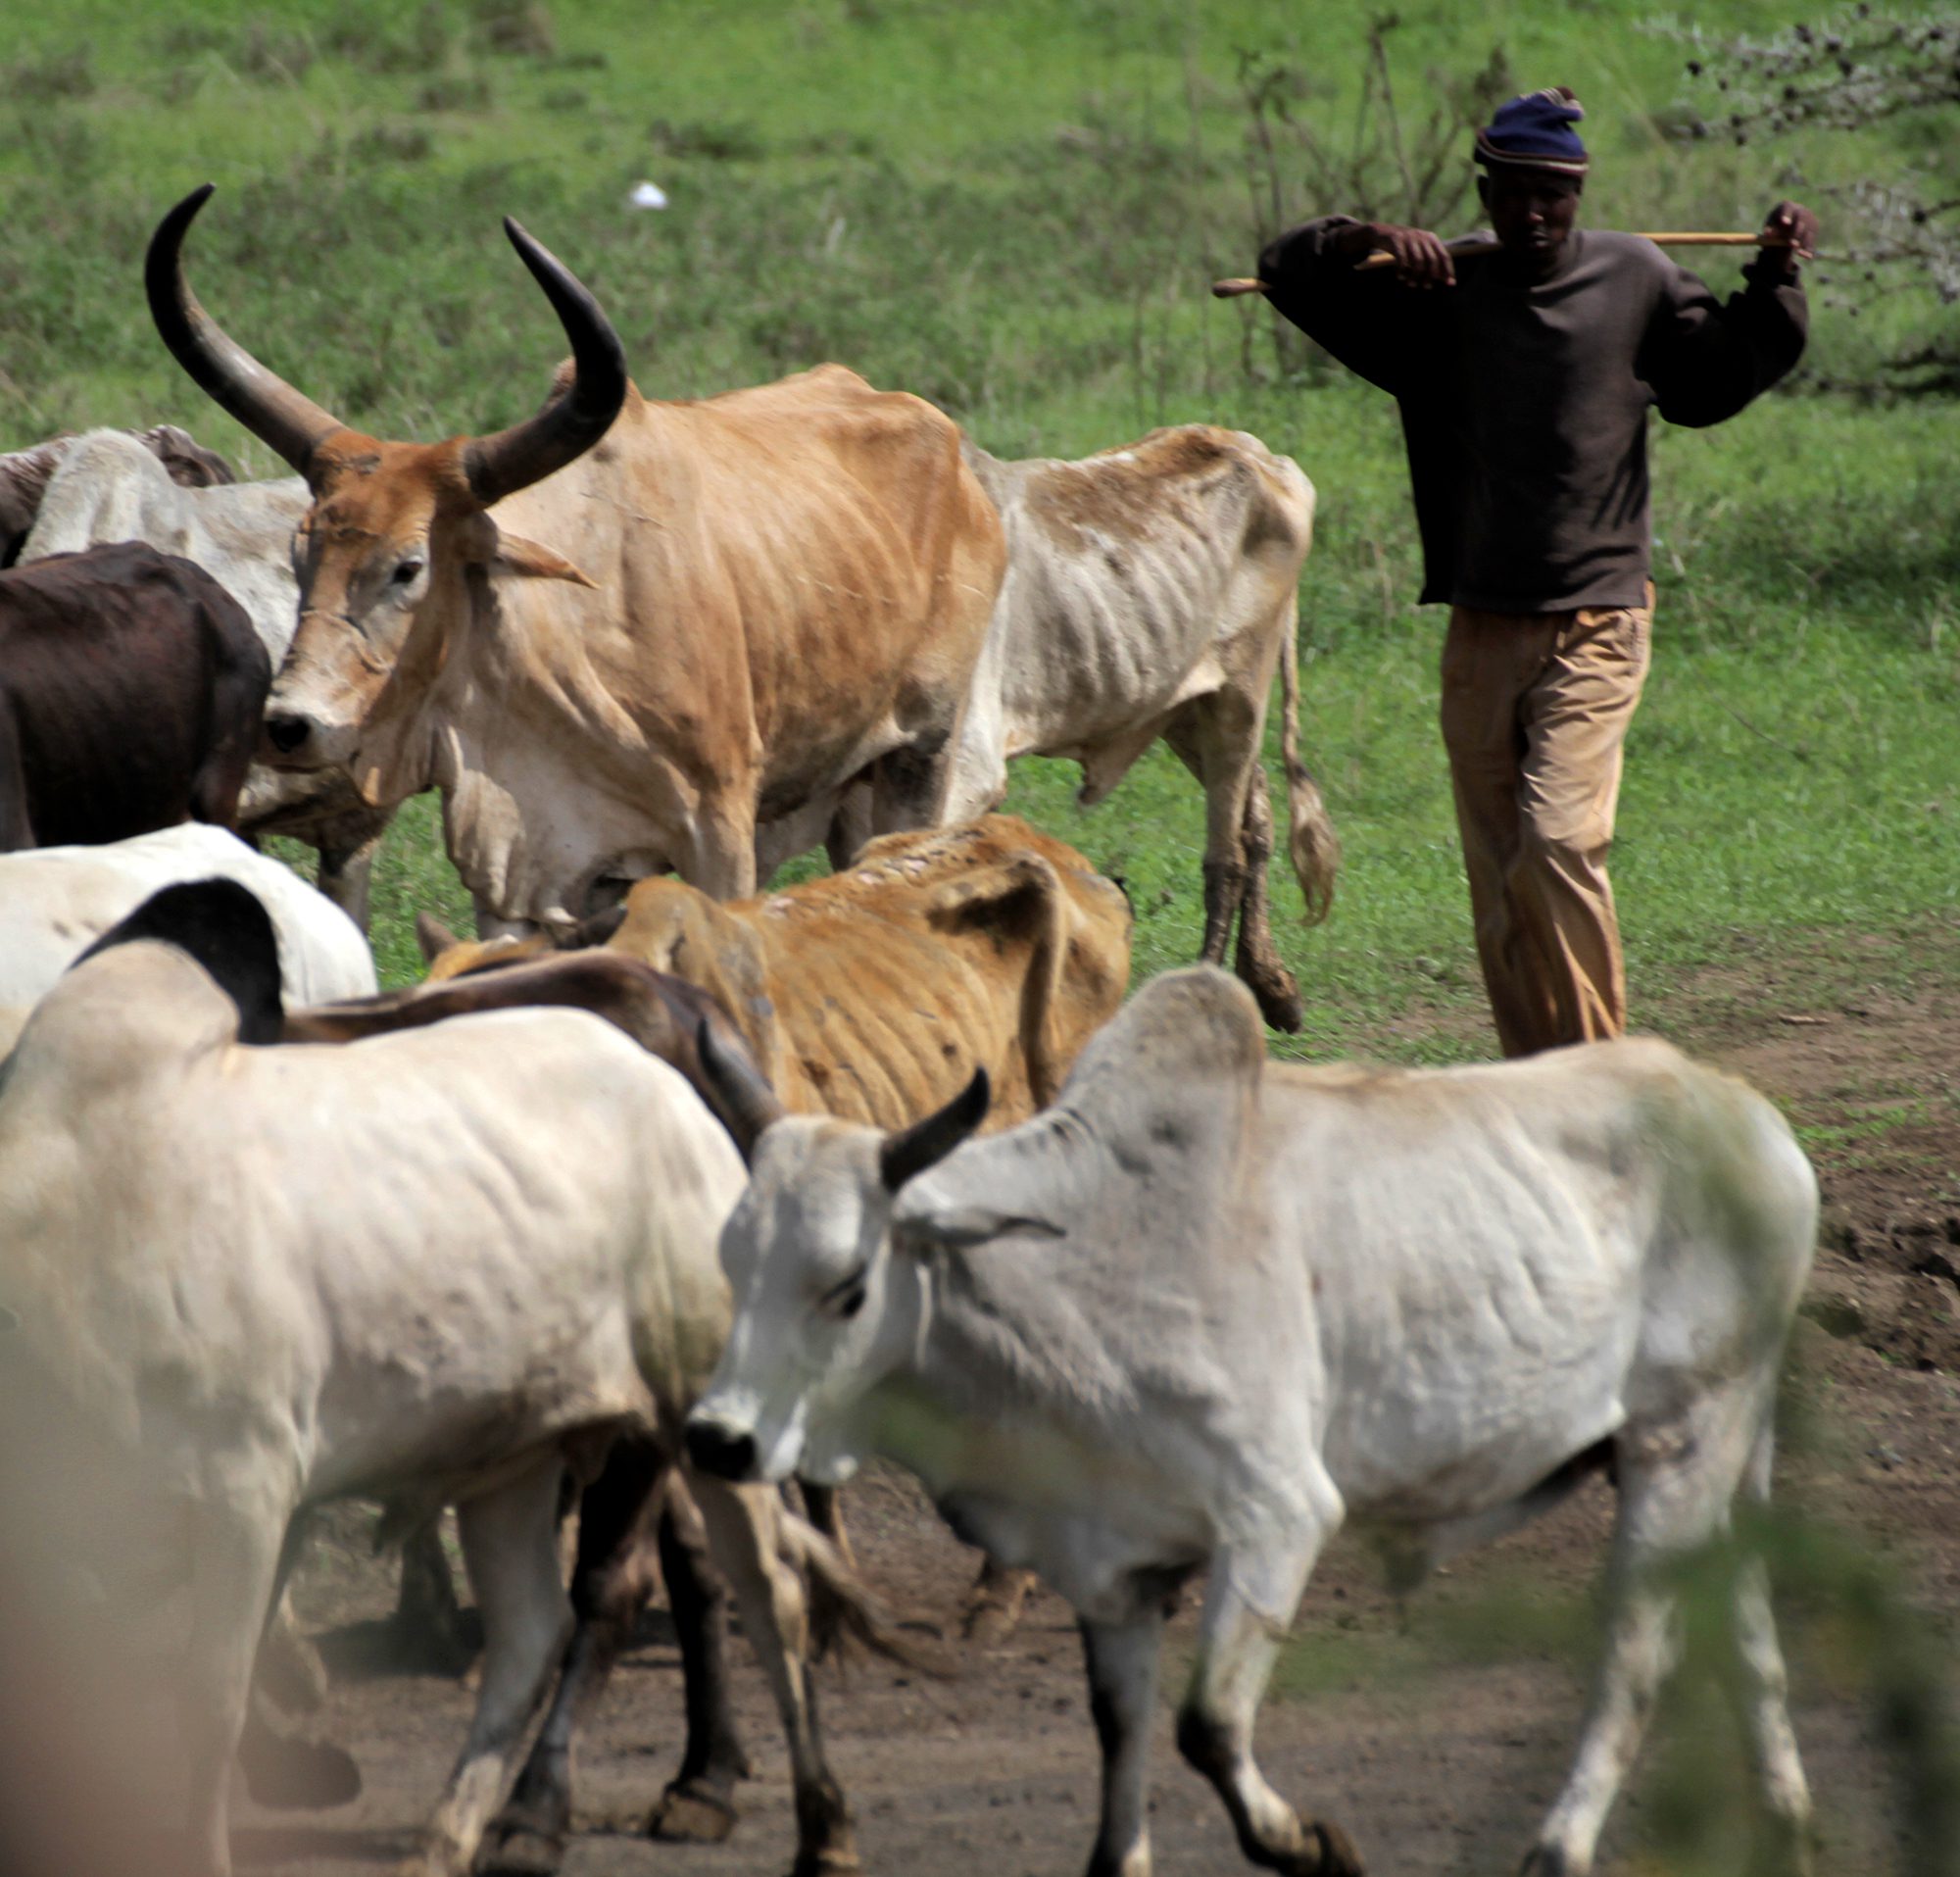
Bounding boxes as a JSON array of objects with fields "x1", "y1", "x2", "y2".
[
  {"x1": 695, "y1": 1015, "x2": 786, "y2": 1163},
  {"x1": 880, "y1": 1068, "x2": 991, "y2": 1193},
  {"x1": 460, "y1": 220, "x2": 628, "y2": 508},
  {"x1": 145, "y1": 185, "x2": 348, "y2": 481}
]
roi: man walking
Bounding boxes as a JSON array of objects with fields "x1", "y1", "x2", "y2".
[{"x1": 1258, "y1": 87, "x2": 1815, "y2": 1055}]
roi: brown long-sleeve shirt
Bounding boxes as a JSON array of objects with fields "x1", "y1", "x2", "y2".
[{"x1": 1257, "y1": 218, "x2": 1808, "y2": 612}]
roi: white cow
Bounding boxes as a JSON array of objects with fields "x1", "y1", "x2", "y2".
[
  {"x1": 951, "y1": 427, "x2": 1339, "y2": 1032},
  {"x1": 0, "y1": 824, "x2": 375, "y2": 1008},
  {"x1": 688, "y1": 965, "x2": 1818, "y2": 1877},
  {"x1": 0, "y1": 422, "x2": 234, "y2": 565},
  {"x1": 18, "y1": 428, "x2": 390, "y2": 924},
  {"x1": 0, "y1": 883, "x2": 865, "y2": 1877}
]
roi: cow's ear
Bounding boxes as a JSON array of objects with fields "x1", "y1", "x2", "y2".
[
  {"x1": 893, "y1": 1182, "x2": 1062, "y2": 1252},
  {"x1": 493, "y1": 530, "x2": 599, "y2": 588}
]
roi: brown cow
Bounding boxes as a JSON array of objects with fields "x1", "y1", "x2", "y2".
[
  {"x1": 147, "y1": 185, "x2": 1004, "y2": 936},
  {"x1": 425, "y1": 815, "x2": 1135, "y2": 1129}
]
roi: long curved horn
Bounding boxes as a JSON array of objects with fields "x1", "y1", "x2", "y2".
[
  {"x1": 460, "y1": 220, "x2": 628, "y2": 509},
  {"x1": 880, "y1": 1068, "x2": 991, "y2": 1193},
  {"x1": 145, "y1": 184, "x2": 348, "y2": 480},
  {"x1": 695, "y1": 1015, "x2": 787, "y2": 1164}
]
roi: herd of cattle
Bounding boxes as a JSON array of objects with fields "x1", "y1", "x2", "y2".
[{"x1": 0, "y1": 185, "x2": 1821, "y2": 1877}]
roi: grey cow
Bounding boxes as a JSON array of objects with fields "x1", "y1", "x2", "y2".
[
  {"x1": 689, "y1": 965, "x2": 1818, "y2": 1877},
  {"x1": 950, "y1": 427, "x2": 1339, "y2": 1032}
]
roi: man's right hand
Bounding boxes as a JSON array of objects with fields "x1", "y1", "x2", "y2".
[{"x1": 1339, "y1": 221, "x2": 1456, "y2": 287}]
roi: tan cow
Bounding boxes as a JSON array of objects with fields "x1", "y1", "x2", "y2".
[
  {"x1": 425, "y1": 815, "x2": 1135, "y2": 1130},
  {"x1": 950, "y1": 426, "x2": 1338, "y2": 1033},
  {"x1": 146, "y1": 185, "x2": 1004, "y2": 935}
]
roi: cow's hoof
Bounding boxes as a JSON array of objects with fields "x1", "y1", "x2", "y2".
[
  {"x1": 1248, "y1": 974, "x2": 1304, "y2": 1035},
  {"x1": 480, "y1": 1826, "x2": 565, "y2": 1876},
  {"x1": 236, "y1": 1724, "x2": 363, "y2": 1810},
  {"x1": 1747, "y1": 1819, "x2": 1816, "y2": 1877},
  {"x1": 961, "y1": 1597, "x2": 1020, "y2": 1647},
  {"x1": 790, "y1": 1851, "x2": 863, "y2": 1877},
  {"x1": 1307, "y1": 1817, "x2": 1365, "y2": 1877},
  {"x1": 647, "y1": 1778, "x2": 740, "y2": 1845},
  {"x1": 1518, "y1": 1849, "x2": 1574, "y2": 1877},
  {"x1": 960, "y1": 1562, "x2": 1036, "y2": 1646}
]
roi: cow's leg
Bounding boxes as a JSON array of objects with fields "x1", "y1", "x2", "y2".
[
  {"x1": 1231, "y1": 780, "x2": 1305, "y2": 1033},
  {"x1": 1523, "y1": 1384, "x2": 1804, "y2": 1877},
  {"x1": 232, "y1": 1515, "x2": 363, "y2": 1814},
  {"x1": 823, "y1": 782, "x2": 877, "y2": 871},
  {"x1": 869, "y1": 725, "x2": 956, "y2": 836},
  {"x1": 646, "y1": 1473, "x2": 754, "y2": 1841},
  {"x1": 940, "y1": 696, "x2": 1011, "y2": 827},
  {"x1": 316, "y1": 829, "x2": 380, "y2": 934},
  {"x1": 383, "y1": 1515, "x2": 478, "y2": 1675},
  {"x1": 1162, "y1": 703, "x2": 1259, "y2": 983},
  {"x1": 688, "y1": 789, "x2": 760, "y2": 901},
  {"x1": 690, "y1": 1471, "x2": 859, "y2": 1875},
  {"x1": 961, "y1": 1555, "x2": 1040, "y2": 1645},
  {"x1": 1725, "y1": 1550, "x2": 1814, "y2": 1876},
  {"x1": 798, "y1": 1481, "x2": 853, "y2": 1566},
  {"x1": 182, "y1": 1488, "x2": 288, "y2": 1877},
  {"x1": 1175, "y1": 1532, "x2": 1361, "y2": 1876},
  {"x1": 254, "y1": 1578, "x2": 328, "y2": 1714},
  {"x1": 490, "y1": 1436, "x2": 670, "y2": 1861},
  {"x1": 411, "y1": 1456, "x2": 569, "y2": 1877},
  {"x1": 1080, "y1": 1608, "x2": 1164, "y2": 1877},
  {"x1": 472, "y1": 896, "x2": 537, "y2": 944}
]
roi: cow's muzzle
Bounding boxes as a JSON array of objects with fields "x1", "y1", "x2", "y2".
[{"x1": 684, "y1": 1414, "x2": 758, "y2": 1482}]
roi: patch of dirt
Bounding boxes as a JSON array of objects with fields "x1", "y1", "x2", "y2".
[{"x1": 226, "y1": 958, "x2": 1960, "y2": 1877}]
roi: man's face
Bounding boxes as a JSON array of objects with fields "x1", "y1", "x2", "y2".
[{"x1": 1479, "y1": 169, "x2": 1584, "y2": 272}]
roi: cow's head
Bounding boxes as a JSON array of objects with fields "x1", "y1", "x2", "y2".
[
  {"x1": 685, "y1": 1027, "x2": 994, "y2": 1487},
  {"x1": 145, "y1": 184, "x2": 626, "y2": 799}
]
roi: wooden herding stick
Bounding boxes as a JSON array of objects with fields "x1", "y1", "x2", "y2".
[{"x1": 1211, "y1": 231, "x2": 1792, "y2": 297}]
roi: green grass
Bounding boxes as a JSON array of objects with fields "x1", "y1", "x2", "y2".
[{"x1": 9, "y1": 0, "x2": 1959, "y2": 1059}]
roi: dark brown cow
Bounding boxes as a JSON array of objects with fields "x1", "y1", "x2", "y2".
[{"x1": 0, "y1": 542, "x2": 270, "y2": 851}]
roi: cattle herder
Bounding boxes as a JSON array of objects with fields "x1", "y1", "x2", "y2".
[{"x1": 1257, "y1": 87, "x2": 1816, "y2": 1056}]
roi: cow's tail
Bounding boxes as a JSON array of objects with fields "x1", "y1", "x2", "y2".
[
  {"x1": 1279, "y1": 596, "x2": 1340, "y2": 926},
  {"x1": 781, "y1": 1507, "x2": 957, "y2": 1678}
]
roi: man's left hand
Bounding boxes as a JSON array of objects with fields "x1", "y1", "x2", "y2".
[{"x1": 1758, "y1": 201, "x2": 1819, "y2": 275}]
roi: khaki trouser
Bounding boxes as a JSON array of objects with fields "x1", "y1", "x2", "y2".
[{"x1": 1439, "y1": 591, "x2": 1653, "y2": 1059}]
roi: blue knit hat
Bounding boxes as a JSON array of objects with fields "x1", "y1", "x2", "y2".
[{"x1": 1475, "y1": 87, "x2": 1589, "y2": 175}]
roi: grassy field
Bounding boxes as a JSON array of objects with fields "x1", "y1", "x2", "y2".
[{"x1": 4, "y1": 0, "x2": 1956, "y2": 1060}]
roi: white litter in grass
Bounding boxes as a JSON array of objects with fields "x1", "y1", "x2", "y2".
[{"x1": 627, "y1": 180, "x2": 668, "y2": 210}]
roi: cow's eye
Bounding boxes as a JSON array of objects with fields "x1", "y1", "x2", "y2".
[
  {"x1": 391, "y1": 558, "x2": 423, "y2": 586},
  {"x1": 833, "y1": 1281, "x2": 867, "y2": 1320}
]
